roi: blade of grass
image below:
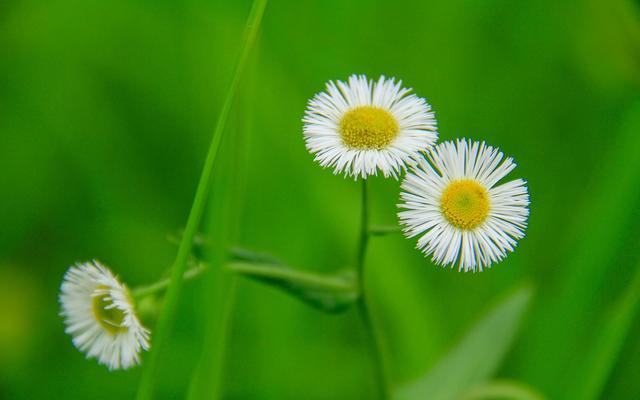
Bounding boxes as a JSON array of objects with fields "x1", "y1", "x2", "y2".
[
  {"x1": 188, "y1": 41, "x2": 262, "y2": 399},
  {"x1": 188, "y1": 255, "x2": 236, "y2": 400},
  {"x1": 396, "y1": 285, "x2": 533, "y2": 400},
  {"x1": 517, "y1": 101, "x2": 640, "y2": 394},
  {"x1": 457, "y1": 380, "x2": 545, "y2": 400},
  {"x1": 566, "y1": 257, "x2": 640, "y2": 400},
  {"x1": 186, "y1": 103, "x2": 238, "y2": 400},
  {"x1": 135, "y1": 1, "x2": 267, "y2": 398}
]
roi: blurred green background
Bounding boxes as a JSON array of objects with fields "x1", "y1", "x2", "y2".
[{"x1": 2, "y1": 0, "x2": 640, "y2": 398}]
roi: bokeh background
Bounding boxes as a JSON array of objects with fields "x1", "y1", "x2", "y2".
[{"x1": 2, "y1": 0, "x2": 640, "y2": 398}]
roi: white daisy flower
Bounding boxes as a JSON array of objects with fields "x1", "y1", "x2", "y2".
[
  {"x1": 59, "y1": 261, "x2": 150, "y2": 370},
  {"x1": 303, "y1": 74, "x2": 438, "y2": 179},
  {"x1": 398, "y1": 139, "x2": 529, "y2": 272}
]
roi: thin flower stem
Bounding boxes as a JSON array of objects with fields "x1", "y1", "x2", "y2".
[
  {"x1": 131, "y1": 262, "x2": 207, "y2": 299},
  {"x1": 135, "y1": 1, "x2": 267, "y2": 398},
  {"x1": 356, "y1": 180, "x2": 392, "y2": 399},
  {"x1": 368, "y1": 225, "x2": 402, "y2": 236}
]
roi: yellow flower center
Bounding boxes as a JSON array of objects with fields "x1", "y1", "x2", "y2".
[
  {"x1": 92, "y1": 285, "x2": 127, "y2": 335},
  {"x1": 339, "y1": 106, "x2": 399, "y2": 149},
  {"x1": 441, "y1": 179, "x2": 490, "y2": 230}
]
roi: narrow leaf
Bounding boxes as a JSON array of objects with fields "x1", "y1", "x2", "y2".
[
  {"x1": 135, "y1": 0, "x2": 267, "y2": 398},
  {"x1": 457, "y1": 380, "x2": 546, "y2": 400},
  {"x1": 566, "y1": 261, "x2": 640, "y2": 400},
  {"x1": 518, "y1": 102, "x2": 640, "y2": 393},
  {"x1": 396, "y1": 285, "x2": 534, "y2": 400},
  {"x1": 227, "y1": 252, "x2": 358, "y2": 313}
]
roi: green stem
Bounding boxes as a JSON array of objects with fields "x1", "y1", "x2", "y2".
[
  {"x1": 135, "y1": 1, "x2": 267, "y2": 398},
  {"x1": 131, "y1": 262, "x2": 207, "y2": 299},
  {"x1": 356, "y1": 180, "x2": 392, "y2": 399},
  {"x1": 368, "y1": 225, "x2": 402, "y2": 237},
  {"x1": 227, "y1": 261, "x2": 356, "y2": 292}
]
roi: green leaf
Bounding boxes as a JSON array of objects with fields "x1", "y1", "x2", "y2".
[
  {"x1": 135, "y1": 0, "x2": 268, "y2": 398},
  {"x1": 457, "y1": 380, "x2": 546, "y2": 400},
  {"x1": 517, "y1": 102, "x2": 640, "y2": 394},
  {"x1": 227, "y1": 249, "x2": 358, "y2": 313},
  {"x1": 566, "y1": 262, "x2": 640, "y2": 400},
  {"x1": 396, "y1": 285, "x2": 534, "y2": 400}
]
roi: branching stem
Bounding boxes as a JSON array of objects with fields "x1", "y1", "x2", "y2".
[{"x1": 356, "y1": 180, "x2": 392, "y2": 399}]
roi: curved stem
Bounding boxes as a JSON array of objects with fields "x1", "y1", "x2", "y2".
[
  {"x1": 356, "y1": 180, "x2": 392, "y2": 400},
  {"x1": 131, "y1": 262, "x2": 207, "y2": 299},
  {"x1": 227, "y1": 261, "x2": 356, "y2": 292},
  {"x1": 368, "y1": 225, "x2": 402, "y2": 236}
]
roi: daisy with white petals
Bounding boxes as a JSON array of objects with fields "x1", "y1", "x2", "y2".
[
  {"x1": 59, "y1": 261, "x2": 150, "y2": 370},
  {"x1": 303, "y1": 74, "x2": 438, "y2": 179},
  {"x1": 398, "y1": 139, "x2": 529, "y2": 272}
]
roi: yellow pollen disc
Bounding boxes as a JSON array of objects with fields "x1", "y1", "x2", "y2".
[
  {"x1": 339, "y1": 106, "x2": 399, "y2": 149},
  {"x1": 92, "y1": 285, "x2": 128, "y2": 335},
  {"x1": 441, "y1": 179, "x2": 490, "y2": 230}
]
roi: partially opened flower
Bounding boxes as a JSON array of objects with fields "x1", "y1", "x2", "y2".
[
  {"x1": 398, "y1": 139, "x2": 529, "y2": 272},
  {"x1": 303, "y1": 74, "x2": 437, "y2": 179},
  {"x1": 59, "y1": 261, "x2": 150, "y2": 370}
]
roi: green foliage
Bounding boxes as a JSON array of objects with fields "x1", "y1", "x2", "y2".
[
  {"x1": 513, "y1": 100, "x2": 640, "y2": 398},
  {"x1": 135, "y1": 1, "x2": 267, "y2": 398},
  {"x1": 1, "y1": 0, "x2": 640, "y2": 398},
  {"x1": 457, "y1": 380, "x2": 544, "y2": 400},
  {"x1": 566, "y1": 260, "x2": 640, "y2": 400},
  {"x1": 396, "y1": 286, "x2": 534, "y2": 400},
  {"x1": 228, "y1": 249, "x2": 358, "y2": 313}
]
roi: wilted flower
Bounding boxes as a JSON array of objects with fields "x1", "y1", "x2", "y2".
[{"x1": 59, "y1": 261, "x2": 150, "y2": 370}]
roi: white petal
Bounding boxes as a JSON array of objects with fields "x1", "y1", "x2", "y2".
[
  {"x1": 398, "y1": 139, "x2": 529, "y2": 271},
  {"x1": 303, "y1": 74, "x2": 438, "y2": 179},
  {"x1": 59, "y1": 261, "x2": 150, "y2": 370}
]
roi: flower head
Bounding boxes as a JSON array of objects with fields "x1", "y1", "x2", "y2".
[
  {"x1": 398, "y1": 139, "x2": 529, "y2": 272},
  {"x1": 303, "y1": 74, "x2": 438, "y2": 179},
  {"x1": 59, "y1": 261, "x2": 150, "y2": 370}
]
